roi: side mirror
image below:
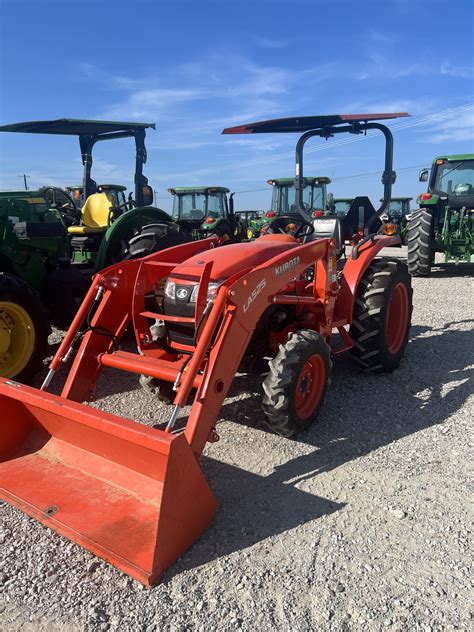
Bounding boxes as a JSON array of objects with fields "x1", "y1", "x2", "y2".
[
  {"x1": 419, "y1": 169, "x2": 429, "y2": 183},
  {"x1": 142, "y1": 185, "x2": 154, "y2": 206}
]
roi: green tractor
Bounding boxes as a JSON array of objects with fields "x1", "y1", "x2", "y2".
[
  {"x1": 407, "y1": 154, "x2": 473, "y2": 275},
  {"x1": 167, "y1": 186, "x2": 244, "y2": 241},
  {"x1": 379, "y1": 197, "x2": 412, "y2": 245},
  {"x1": 257, "y1": 176, "x2": 331, "y2": 235},
  {"x1": 0, "y1": 119, "x2": 187, "y2": 381},
  {"x1": 333, "y1": 197, "x2": 354, "y2": 218},
  {"x1": 236, "y1": 210, "x2": 266, "y2": 239}
]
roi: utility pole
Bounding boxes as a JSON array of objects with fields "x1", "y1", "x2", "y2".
[{"x1": 18, "y1": 174, "x2": 30, "y2": 190}]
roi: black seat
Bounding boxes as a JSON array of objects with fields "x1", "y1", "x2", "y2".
[{"x1": 341, "y1": 196, "x2": 381, "y2": 237}]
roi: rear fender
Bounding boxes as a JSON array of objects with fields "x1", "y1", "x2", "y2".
[
  {"x1": 95, "y1": 206, "x2": 176, "y2": 270},
  {"x1": 335, "y1": 236, "x2": 400, "y2": 323}
]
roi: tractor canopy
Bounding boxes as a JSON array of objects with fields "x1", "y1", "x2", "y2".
[
  {"x1": 223, "y1": 112, "x2": 410, "y2": 227},
  {"x1": 0, "y1": 119, "x2": 155, "y2": 207}
]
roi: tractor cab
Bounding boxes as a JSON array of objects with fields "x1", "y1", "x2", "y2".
[
  {"x1": 333, "y1": 198, "x2": 353, "y2": 218},
  {"x1": 255, "y1": 176, "x2": 330, "y2": 236},
  {"x1": 66, "y1": 183, "x2": 128, "y2": 210},
  {"x1": 382, "y1": 197, "x2": 412, "y2": 218},
  {"x1": 379, "y1": 197, "x2": 412, "y2": 244},
  {"x1": 168, "y1": 186, "x2": 242, "y2": 241},
  {"x1": 267, "y1": 176, "x2": 330, "y2": 216},
  {"x1": 419, "y1": 155, "x2": 474, "y2": 209}
]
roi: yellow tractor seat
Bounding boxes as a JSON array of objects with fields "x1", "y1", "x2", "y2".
[{"x1": 67, "y1": 192, "x2": 113, "y2": 235}]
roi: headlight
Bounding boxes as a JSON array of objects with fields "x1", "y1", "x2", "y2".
[
  {"x1": 190, "y1": 280, "x2": 224, "y2": 303},
  {"x1": 164, "y1": 279, "x2": 176, "y2": 300}
]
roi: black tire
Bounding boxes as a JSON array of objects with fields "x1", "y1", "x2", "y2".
[
  {"x1": 262, "y1": 330, "x2": 332, "y2": 437},
  {"x1": 0, "y1": 273, "x2": 50, "y2": 383},
  {"x1": 126, "y1": 223, "x2": 190, "y2": 259},
  {"x1": 210, "y1": 221, "x2": 232, "y2": 242},
  {"x1": 350, "y1": 258, "x2": 412, "y2": 373},
  {"x1": 407, "y1": 209, "x2": 434, "y2": 276}
]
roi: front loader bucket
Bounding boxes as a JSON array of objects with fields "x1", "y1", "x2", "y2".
[{"x1": 0, "y1": 379, "x2": 216, "y2": 586}]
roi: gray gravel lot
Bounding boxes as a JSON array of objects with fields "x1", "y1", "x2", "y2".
[{"x1": 1, "y1": 247, "x2": 473, "y2": 631}]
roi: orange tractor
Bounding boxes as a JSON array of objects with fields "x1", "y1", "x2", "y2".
[{"x1": 0, "y1": 113, "x2": 412, "y2": 585}]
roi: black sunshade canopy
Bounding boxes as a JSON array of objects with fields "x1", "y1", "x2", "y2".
[
  {"x1": 222, "y1": 113, "x2": 409, "y2": 134},
  {"x1": 0, "y1": 119, "x2": 156, "y2": 136}
]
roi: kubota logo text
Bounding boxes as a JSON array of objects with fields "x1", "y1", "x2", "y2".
[
  {"x1": 243, "y1": 279, "x2": 267, "y2": 313},
  {"x1": 275, "y1": 256, "x2": 301, "y2": 276}
]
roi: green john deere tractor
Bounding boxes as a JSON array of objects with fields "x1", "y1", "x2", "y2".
[
  {"x1": 379, "y1": 197, "x2": 412, "y2": 245},
  {"x1": 0, "y1": 119, "x2": 187, "y2": 381},
  {"x1": 333, "y1": 197, "x2": 354, "y2": 217},
  {"x1": 407, "y1": 155, "x2": 473, "y2": 276},
  {"x1": 238, "y1": 210, "x2": 266, "y2": 239},
  {"x1": 256, "y1": 176, "x2": 331, "y2": 235},
  {"x1": 167, "y1": 186, "x2": 244, "y2": 242}
]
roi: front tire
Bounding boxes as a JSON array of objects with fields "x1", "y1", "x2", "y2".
[
  {"x1": 407, "y1": 209, "x2": 434, "y2": 276},
  {"x1": 350, "y1": 259, "x2": 412, "y2": 373},
  {"x1": 262, "y1": 330, "x2": 332, "y2": 437},
  {"x1": 0, "y1": 273, "x2": 50, "y2": 383}
]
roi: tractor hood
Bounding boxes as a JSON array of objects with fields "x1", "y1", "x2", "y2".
[{"x1": 169, "y1": 235, "x2": 299, "y2": 283}]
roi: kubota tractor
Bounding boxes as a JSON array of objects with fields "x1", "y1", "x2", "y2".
[
  {"x1": 0, "y1": 119, "x2": 188, "y2": 381},
  {"x1": 0, "y1": 112, "x2": 412, "y2": 586},
  {"x1": 407, "y1": 155, "x2": 473, "y2": 275}
]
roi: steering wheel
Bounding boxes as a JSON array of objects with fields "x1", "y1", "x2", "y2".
[
  {"x1": 267, "y1": 215, "x2": 315, "y2": 239},
  {"x1": 107, "y1": 201, "x2": 130, "y2": 227}
]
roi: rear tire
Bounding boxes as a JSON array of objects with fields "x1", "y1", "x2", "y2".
[
  {"x1": 350, "y1": 259, "x2": 412, "y2": 373},
  {"x1": 0, "y1": 273, "x2": 50, "y2": 383},
  {"x1": 126, "y1": 223, "x2": 190, "y2": 259},
  {"x1": 407, "y1": 209, "x2": 433, "y2": 276},
  {"x1": 262, "y1": 330, "x2": 332, "y2": 437}
]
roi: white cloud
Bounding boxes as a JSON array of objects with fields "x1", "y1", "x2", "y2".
[{"x1": 440, "y1": 61, "x2": 474, "y2": 79}]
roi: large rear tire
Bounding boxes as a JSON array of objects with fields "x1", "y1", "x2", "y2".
[
  {"x1": 262, "y1": 330, "x2": 332, "y2": 437},
  {"x1": 0, "y1": 273, "x2": 50, "y2": 383},
  {"x1": 350, "y1": 259, "x2": 412, "y2": 373},
  {"x1": 407, "y1": 209, "x2": 434, "y2": 276},
  {"x1": 126, "y1": 223, "x2": 190, "y2": 259}
]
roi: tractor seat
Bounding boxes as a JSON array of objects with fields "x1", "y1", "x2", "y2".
[
  {"x1": 68, "y1": 192, "x2": 112, "y2": 235},
  {"x1": 310, "y1": 217, "x2": 344, "y2": 255}
]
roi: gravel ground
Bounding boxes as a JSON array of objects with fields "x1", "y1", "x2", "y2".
[{"x1": 1, "y1": 247, "x2": 473, "y2": 631}]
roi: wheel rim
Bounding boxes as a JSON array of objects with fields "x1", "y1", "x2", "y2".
[
  {"x1": 294, "y1": 353, "x2": 326, "y2": 420},
  {"x1": 247, "y1": 228, "x2": 254, "y2": 239},
  {"x1": 0, "y1": 301, "x2": 36, "y2": 378},
  {"x1": 385, "y1": 282, "x2": 409, "y2": 354}
]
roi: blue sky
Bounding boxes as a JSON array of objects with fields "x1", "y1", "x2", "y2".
[{"x1": 0, "y1": 0, "x2": 473, "y2": 212}]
